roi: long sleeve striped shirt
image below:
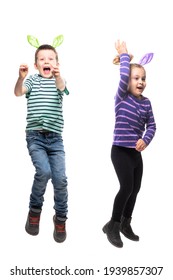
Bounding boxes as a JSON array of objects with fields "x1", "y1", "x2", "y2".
[{"x1": 113, "y1": 54, "x2": 156, "y2": 148}]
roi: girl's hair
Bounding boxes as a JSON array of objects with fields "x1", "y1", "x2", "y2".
[
  {"x1": 35, "y1": 44, "x2": 58, "y2": 63},
  {"x1": 130, "y1": 63, "x2": 146, "y2": 75}
]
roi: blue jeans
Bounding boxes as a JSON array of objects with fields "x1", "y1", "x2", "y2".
[{"x1": 26, "y1": 130, "x2": 68, "y2": 219}]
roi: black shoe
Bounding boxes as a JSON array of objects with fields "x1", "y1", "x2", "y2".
[
  {"x1": 120, "y1": 216, "x2": 139, "y2": 241},
  {"x1": 25, "y1": 209, "x2": 41, "y2": 236},
  {"x1": 53, "y1": 215, "x2": 66, "y2": 243},
  {"x1": 103, "y1": 221, "x2": 123, "y2": 248}
]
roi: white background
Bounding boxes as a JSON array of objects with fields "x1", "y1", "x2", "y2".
[{"x1": 1, "y1": 0, "x2": 172, "y2": 279}]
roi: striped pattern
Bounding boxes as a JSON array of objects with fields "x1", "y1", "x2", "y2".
[
  {"x1": 24, "y1": 74, "x2": 69, "y2": 133},
  {"x1": 113, "y1": 54, "x2": 156, "y2": 148}
]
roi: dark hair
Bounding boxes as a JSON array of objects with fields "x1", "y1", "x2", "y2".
[{"x1": 35, "y1": 44, "x2": 58, "y2": 63}]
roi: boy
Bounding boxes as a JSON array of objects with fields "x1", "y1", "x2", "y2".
[{"x1": 14, "y1": 44, "x2": 69, "y2": 243}]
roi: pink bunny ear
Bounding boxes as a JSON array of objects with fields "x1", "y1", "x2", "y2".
[{"x1": 138, "y1": 53, "x2": 154, "y2": 65}]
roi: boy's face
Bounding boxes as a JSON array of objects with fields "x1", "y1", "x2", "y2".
[{"x1": 34, "y1": 49, "x2": 58, "y2": 78}]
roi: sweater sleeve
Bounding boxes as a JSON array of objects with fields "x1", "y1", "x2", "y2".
[
  {"x1": 142, "y1": 101, "x2": 156, "y2": 145},
  {"x1": 115, "y1": 54, "x2": 131, "y2": 102}
]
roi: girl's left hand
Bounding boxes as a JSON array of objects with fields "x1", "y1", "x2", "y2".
[{"x1": 135, "y1": 139, "x2": 147, "y2": 152}]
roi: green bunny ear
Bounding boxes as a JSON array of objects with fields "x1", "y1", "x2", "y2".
[
  {"x1": 52, "y1": 35, "x2": 64, "y2": 48},
  {"x1": 27, "y1": 35, "x2": 40, "y2": 48}
]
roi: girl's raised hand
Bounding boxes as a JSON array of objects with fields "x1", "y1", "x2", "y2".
[
  {"x1": 115, "y1": 40, "x2": 128, "y2": 55},
  {"x1": 113, "y1": 40, "x2": 133, "y2": 65}
]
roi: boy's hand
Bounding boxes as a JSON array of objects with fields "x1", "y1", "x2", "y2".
[
  {"x1": 135, "y1": 139, "x2": 147, "y2": 152},
  {"x1": 19, "y1": 64, "x2": 28, "y2": 79},
  {"x1": 51, "y1": 63, "x2": 65, "y2": 91},
  {"x1": 51, "y1": 64, "x2": 61, "y2": 79}
]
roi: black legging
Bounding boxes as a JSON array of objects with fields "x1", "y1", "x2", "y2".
[{"x1": 111, "y1": 145, "x2": 143, "y2": 222}]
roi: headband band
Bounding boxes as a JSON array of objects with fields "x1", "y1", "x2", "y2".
[{"x1": 113, "y1": 52, "x2": 154, "y2": 66}]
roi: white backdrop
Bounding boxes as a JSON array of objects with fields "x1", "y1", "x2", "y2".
[{"x1": 1, "y1": 0, "x2": 172, "y2": 279}]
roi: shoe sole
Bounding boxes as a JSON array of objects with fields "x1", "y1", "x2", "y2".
[
  {"x1": 120, "y1": 230, "x2": 139, "y2": 241},
  {"x1": 25, "y1": 225, "x2": 39, "y2": 236}
]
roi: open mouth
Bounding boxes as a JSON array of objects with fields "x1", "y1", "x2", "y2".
[{"x1": 43, "y1": 67, "x2": 51, "y2": 74}]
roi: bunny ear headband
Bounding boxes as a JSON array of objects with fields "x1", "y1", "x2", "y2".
[
  {"x1": 27, "y1": 34, "x2": 64, "y2": 48},
  {"x1": 113, "y1": 52, "x2": 154, "y2": 66}
]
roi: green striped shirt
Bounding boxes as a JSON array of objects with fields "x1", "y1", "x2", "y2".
[{"x1": 24, "y1": 74, "x2": 69, "y2": 134}]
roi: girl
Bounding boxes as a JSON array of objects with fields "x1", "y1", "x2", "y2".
[{"x1": 103, "y1": 40, "x2": 156, "y2": 248}]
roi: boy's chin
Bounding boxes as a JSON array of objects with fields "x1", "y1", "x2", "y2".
[{"x1": 40, "y1": 73, "x2": 53, "y2": 78}]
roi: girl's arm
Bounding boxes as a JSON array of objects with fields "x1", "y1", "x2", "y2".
[
  {"x1": 142, "y1": 103, "x2": 156, "y2": 145},
  {"x1": 114, "y1": 41, "x2": 131, "y2": 100}
]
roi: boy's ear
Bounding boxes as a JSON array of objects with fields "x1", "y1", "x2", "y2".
[{"x1": 34, "y1": 63, "x2": 38, "y2": 70}]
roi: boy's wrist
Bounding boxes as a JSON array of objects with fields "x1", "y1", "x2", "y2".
[
  {"x1": 18, "y1": 76, "x2": 25, "y2": 81},
  {"x1": 55, "y1": 77, "x2": 65, "y2": 91},
  {"x1": 55, "y1": 75, "x2": 63, "y2": 82}
]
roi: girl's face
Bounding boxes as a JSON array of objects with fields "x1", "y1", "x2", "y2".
[
  {"x1": 128, "y1": 66, "x2": 146, "y2": 99},
  {"x1": 34, "y1": 49, "x2": 58, "y2": 78}
]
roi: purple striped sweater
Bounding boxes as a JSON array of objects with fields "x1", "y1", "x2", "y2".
[{"x1": 113, "y1": 54, "x2": 156, "y2": 148}]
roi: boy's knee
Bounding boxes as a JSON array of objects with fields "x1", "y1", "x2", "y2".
[
  {"x1": 53, "y1": 174, "x2": 67, "y2": 187},
  {"x1": 38, "y1": 167, "x2": 51, "y2": 181}
]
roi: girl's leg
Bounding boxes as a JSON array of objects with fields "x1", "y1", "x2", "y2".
[
  {"x1": 120, "y1": 151, "x2": 143, "y2": 241},
  {"x1": 123, "y1": 152, "x2": 143, "y2": 218},
  {"x1": 111, "y1": 145, "x2": 134, "y2": 222}
]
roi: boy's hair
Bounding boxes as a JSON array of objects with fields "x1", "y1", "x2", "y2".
[{"x1": 35, "y1": 44, "x2": 58, "y2": 63}]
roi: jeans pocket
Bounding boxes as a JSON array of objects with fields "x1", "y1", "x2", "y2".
[
  {"x1": 26, "y1": 131, "x2": 38, "y2": 149},
  {"x1": 53, "y1": 134, "x2": 63, "y2": 143}
]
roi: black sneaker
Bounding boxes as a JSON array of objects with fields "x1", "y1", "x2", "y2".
[
  {"x1": 53, "y1": 215, "x2": 66, "y2": 243},
  {"x1": 25, "y1": 210, "x2": 41, "y2": 236}
]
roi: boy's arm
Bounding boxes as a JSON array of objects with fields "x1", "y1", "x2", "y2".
[
  {"x1": 14, "y1": 77, "x2": 28, "y2": 96},
  {"x1": 14, "y1": 64, "x2": 28, "y2": 96},
  {"x1": 55, "y1": 76, "x2": 66, "y2": 91},
  {"x1": 51, "y1": 64, "x2": 66, "y2": 91}
]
